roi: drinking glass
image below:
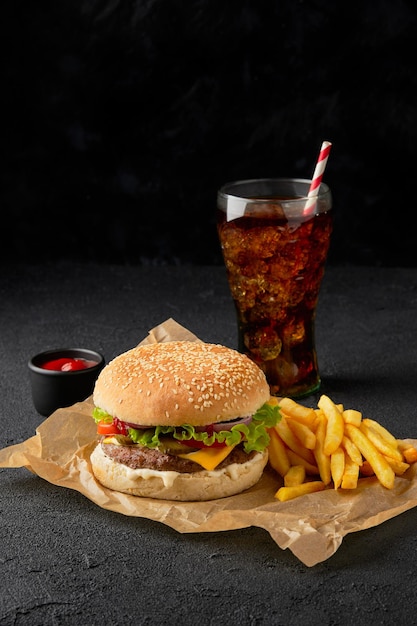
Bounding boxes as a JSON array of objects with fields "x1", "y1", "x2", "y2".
[{"x1": 217, "y1": 178, "x2": 332, "y2": 398}]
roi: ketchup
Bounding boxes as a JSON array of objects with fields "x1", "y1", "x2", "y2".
[{"x1": 42, "y1": 357, "x2": 96, "y2": 372}]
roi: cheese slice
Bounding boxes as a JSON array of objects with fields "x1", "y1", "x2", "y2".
[
  {"x1": 102, "y1": 435, "x2": 131, "y2": 445},
  {"x1": 177, "y1": 444, "x2": 237, "y2": 471}
]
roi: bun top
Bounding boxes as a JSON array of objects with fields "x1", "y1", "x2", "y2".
[{"x1": 93, "y1": 341, "x2": 270, "y2": 426}]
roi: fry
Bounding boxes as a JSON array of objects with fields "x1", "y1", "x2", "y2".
[
  {"x1": 360, "y1": 460, "x2": 375, "y2": 477},
  {"x1": 286, "y1": 418, "x2": 316, "y2": 450},
  {"x1": 341, "y1": 456, "x2": 360, "y2": 489},
  {"x1": 343, "y1": 409, "x2": 362, "y2": 427},
  {"x1": 341, "y1": 435, "x2": 363, "y2": 466},
  {"x1": 313, "y1": 413, "x2": 332, "y2": 485},
  {"x1": 267, "y1": 427, "x2": 291, "y2": 477},
  {"x1": 287, "y1": 449, "x2": 319, "y2": 475},
  {"x1": 403, "y1": 447, "x2": 417, "y2": 464},
  {"x1": 397, "y1": 441, "x2": 417, "y2": 464},
  {"x1": 330, "y1": 447, "x2": 345, "y2": 489},
  {"x1": 274, "y1": 418, "x2": 316, "y2": 465},
  {"x1": 384, "y1": 457, "x2": 410, "y2": 476},
  {"x1": 318, "y1": 394, "x2": 344, "y2": 455},
  {"x1": 362, "y1": 418, "x2": 397, "y2": 446},
  {"x1": 284, "y1": 465, "x2": 306, "y2": 487},
  {"x1": 275, "y1": 481, "x2": 325, "y2": 502},
  {"x1": 279, "y1": 397, "x2": 316, "y2": 427},
  {"x1": 360, "y1": 422, "x2": 403, "y2": 461},
  {"x1": 345, "y1": 424, "x2": 395, "y2": 489}
]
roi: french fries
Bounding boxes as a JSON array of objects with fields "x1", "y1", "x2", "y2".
[
  {"x1": 344, "y1": 424, "x2": 395, "y2": 489},
  {"x1": 341, "y1": 435, "x2": 363, "y2": 466},
  {"x1": 341, "y1": 456, "x2": 360, "y2": 490},
  {"x1": 330, "y1": 447, "x2": 345, "y2": 490},
  {"x1": 275, "y1": 481, "x2": 325, "y2": 502},
  {"x1": 343, "y1": 409, "x2": 362, "y2": 427},
  {"x1": 274, "y1": 417, "x2": 316, "y2": 465},
  {"x1": 359, "y1": 421, "x2": 403, "y2": 462},
  {"x1": 314, "y1": 413, "x2": 331, "y2": 485},
  {"x1": 286, "y1": 418, "x2": 316, "y2": 450},
  {"x1": 268, "y1": 395, "x2": 417, "y2": 501},
  {"x1": 268, "y1": 426, "x2": 291, "y2": 477},
  {"x1": 284, "y1": 465, "x2": 306, "y2": 487},
  {"x1": 318, "y1": 395, "x2": 344, "y2": 455},
  {"x1": 286, "y1": 449, "x2": 319, "y2": 475},
  {"x1": 397, "y1": 441, "x2": 417, "y2": 464},
  {"x1": 279, "y1": 397, "x2": 317, "y2": 427}
]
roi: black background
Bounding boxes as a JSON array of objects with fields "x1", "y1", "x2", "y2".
[{"x1": 3, "y1": 0, "x2": 417, "y2": 266}]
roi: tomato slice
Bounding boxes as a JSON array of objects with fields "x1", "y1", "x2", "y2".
[{"x1": 97, "y1": 421, "x2": 120, "y2": 435}]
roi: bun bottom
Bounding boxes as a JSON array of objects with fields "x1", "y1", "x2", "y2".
[{"x1": 91, "y1": 444, "x2": 268, "y2": 501}]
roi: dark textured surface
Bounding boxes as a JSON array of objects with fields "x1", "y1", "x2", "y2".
[
  {"x1": 3, "y1": 1, "x2": 417, "y2": 266},
  {"x1": 1, "y1": 262, "x2": 417, "y2": 625}
]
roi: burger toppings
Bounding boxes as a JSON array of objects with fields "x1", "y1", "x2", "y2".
[{"x1": 93, "y1": 402, "x2": 280, "y2": 472}]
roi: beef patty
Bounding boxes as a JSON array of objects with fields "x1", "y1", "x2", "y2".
[{"x1": 101, "y1": 440, "x2": 258, "y2": 473}]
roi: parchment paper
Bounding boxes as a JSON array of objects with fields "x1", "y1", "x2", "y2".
[{"x1": 1, "y1": 318, "x2": 417, "y2": 567}]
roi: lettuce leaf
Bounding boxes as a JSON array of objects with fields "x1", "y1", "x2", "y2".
[
  {"x1": 93, "y1": 406, "x2": 113, "y2": 423},
  {"x1": 93, "y1": 402, "x2": 281, "y2": 454}
]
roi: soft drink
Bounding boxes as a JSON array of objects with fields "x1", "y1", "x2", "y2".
[{"x1": 217, "y1": 178, "x2": 332, "y2": 398}]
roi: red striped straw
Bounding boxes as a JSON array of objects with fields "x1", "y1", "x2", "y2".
[{"x1": 303, "y1": 140, "x2": 332, "y2": 215}]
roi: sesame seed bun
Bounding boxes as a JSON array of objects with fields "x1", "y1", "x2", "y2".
[{"x1": 93, "y1": 341, "x2": 270, "y2": 426}]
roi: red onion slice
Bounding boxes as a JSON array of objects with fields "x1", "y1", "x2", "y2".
[
  {"x1": 118, "y1": 415, "x2": 253, "y2": 432},
  {"x1": 122, "y1": 420, "x2": 151, "y2": 430},
  {"x1": 205, "y1": 415, "x2": 253, "y2": 433},
  {"x1": 195, "y1": 415, "x2": 252, "y2": 433}
]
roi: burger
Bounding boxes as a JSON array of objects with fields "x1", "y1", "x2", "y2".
[{"x1": 90, "y1": 340, "x2": 280, "y2": 501}]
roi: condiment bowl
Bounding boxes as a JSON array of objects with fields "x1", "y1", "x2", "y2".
[{"x1": 28, "y1": 348, "x2": 105, "y2": 416}]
